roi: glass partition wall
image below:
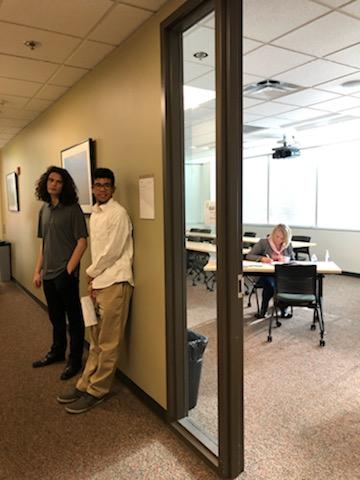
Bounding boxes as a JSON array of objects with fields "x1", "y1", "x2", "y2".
[{"x1": 183, "y1": 11, "x2": 218, "y2": 443}]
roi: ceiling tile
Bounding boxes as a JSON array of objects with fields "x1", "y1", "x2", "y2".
[
  {"x1": 89, "y1": 3, "x2": 152, "y2": 45},
  {"x1": 0, "y1": 22, "x2": 82, "y2": 63},
  {"x1": 317, "y1": 71, "x2": 360, "y2": 93},
  {"x1": 25, "y1": 98, "x2": 54, "y2": 112},
  {"x1": 243, "y1": 112, "x2": 263, "y2": 123},
  {"x1": 243, "y1": 0, "x2": 329, "y2": 42},
  {"x1": 273, "y1": 12, "x2": 360, "y2": 57},
  {"x1": 243, "y1": 38, "x2": 262, "y2": 54},
  {"x1": 314, "y1": 0, "x2": 351, "y2": 7},
  {"x1": 244, "y1": 45, "x2": 314, "y2": 77},
  {"x1": 35, "y1": 85, "x2": 68, "y2": 101},
  {"x1": 183, "y1": 26, "x2": 214, "y2": 68},
  {"x1": 0, "y1": 0, "x2": 113, "y2": 37},
  {"x1": 49, "y1": 65, "x2": 89, "y2": 87},
  {"x1": 124, "y1": 0, "x2": 168, "y2": 10},
  {"x1": 244, "y1": 97, "x2": 264, "y2": 108},
  {"x1": 65, "y1": 40, "x2": 115, "y2": 69},
  {"x1": 275, "y1": 88, "x2": 340, "y2": 106},
  {"x1": 183, "y1": 61, "x2": 213, "y2": 84},
  {"x1": 325, "y1": 43, "x2": 360, "y2": 69},
  {"x1": 0, "y1": 77, "x2": 40, "y2": 96},
  {"x1": 275, "y1": 59, "x2": 357, "y2": 87},
  {"x1": 247, "y1": 116, "x2": 292, "y2": 128},
  {"x1": 0, "y1": 94, "x2": 30, "y2": 109},
  {"x1": 342, "y1": 105, "x2": 360, "y2": 116},
  {"x1": 245, "y1": 101, "x2": 297, "y2": 116},
  {"x1": 0, "y1": 54, "x2": 58, "y2": 83},
  {"x1": 0, "y1": 117, "x2": 28, "y2": 128},
  {"x1": 188, "y1": 70, "x2": 214, "y2": 90},
  {"x1": 309, "y1": 95, "x2": 360, "y2": 112},
  {"x1": 243, "y1": 73, "x2": 263, "y2": 86},
  {"x1": 340, "y1": 0, "x2": 360, "y2": 18},
  {"x1": 276, "y1": 107, "x2": 330, "y2": 121},
  {"x1": 0, "y1": 107, "x2": 38, "y2": 120}
]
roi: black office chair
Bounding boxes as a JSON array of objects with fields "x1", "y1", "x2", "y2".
[
  {"x1": 243, "y1": 231, "x2": 257, "y2": 249},
  {"x1": 291, "y1": 235, "x2": 311, "y2": 261},
  {"x1": 187, "y1": 228, "x2": 212, "y2": 285},
  {"x1": 268, "y1": 264, "x2": 325, "y2": 347},
  {"x1": 243, "y1": 232, "x2": 260, "y2": 313}
]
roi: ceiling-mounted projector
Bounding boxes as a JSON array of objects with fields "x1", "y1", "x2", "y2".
[{"x1": 272, "y1": 136, "x2": 300, "y2": 158}]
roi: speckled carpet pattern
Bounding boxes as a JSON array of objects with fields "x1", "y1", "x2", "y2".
[
  {"x1": 188, "y1": 274, "x2": 360, "y2": 479},
  {"x1": 0, "y1": 281, "x2": 218, "y2": 480}
]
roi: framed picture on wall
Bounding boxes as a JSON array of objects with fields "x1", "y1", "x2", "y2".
[
  {"x1": 6, "y1": 171, "x2": 20, "y2": 212},
  {"x1": 61, "y1": 138, "x2": 95, "y2": 214}
]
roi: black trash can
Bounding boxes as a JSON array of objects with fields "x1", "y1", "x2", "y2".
[{"x1": 187, "y1": 329, "x2": 208, "y2": 410}]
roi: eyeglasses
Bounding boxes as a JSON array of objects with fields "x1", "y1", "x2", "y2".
[{"x1": 93, "y1": 182, "x2": 113, "y2": 189}]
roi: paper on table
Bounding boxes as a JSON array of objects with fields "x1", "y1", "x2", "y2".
[{"x1": 81, "y1": 296, "x2": 98, "y2": 327}]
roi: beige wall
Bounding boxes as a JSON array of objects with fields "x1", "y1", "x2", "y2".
[{"x1": 0, "y1": 0, "x2": 185, "y2": 408}]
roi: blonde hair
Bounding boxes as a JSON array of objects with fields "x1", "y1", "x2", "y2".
[{"x1": 271, "y1": 224, "x2": 292, "y2": 248}]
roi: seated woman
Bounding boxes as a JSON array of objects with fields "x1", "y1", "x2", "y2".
[{"x1": 246, "y1": 223, "x2": 295, "y2": 319}]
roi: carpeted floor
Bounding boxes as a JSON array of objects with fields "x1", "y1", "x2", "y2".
[
  {"x1": 188, "y1": 274, "x2": 360, "y2": 479},
  {"x1": 3, "y1": 275, "x2": 360, "y2": 480},
  {"x1": 0, "y1": 281, "x2": 218, "y2": 480}
]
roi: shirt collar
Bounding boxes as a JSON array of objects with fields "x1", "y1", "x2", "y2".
[{"x1": 93, "y1": 197, "x2": 114, "y2": 213}]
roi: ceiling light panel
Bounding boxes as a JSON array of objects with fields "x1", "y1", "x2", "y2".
[
  {"x1": 0, "y1": 0, "x2": 113, "y2": 37},
  {"x1": 244, "y1": 45, "x2": 314, "y2": 77},
  {"x1": 243, "y1": 0, "x2": 329, "y2": 43},
  {"x1": 273, "y1": 12, "x2": 360, "y2": 57}
]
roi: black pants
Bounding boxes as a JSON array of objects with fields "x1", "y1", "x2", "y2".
[{"x1": 43, "y1": 270, "x2": 84, "y2": 367}]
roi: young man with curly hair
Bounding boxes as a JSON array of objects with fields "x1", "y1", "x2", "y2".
[{"x1": 32, "y1": 166, "x2": 88, "y2": 380}]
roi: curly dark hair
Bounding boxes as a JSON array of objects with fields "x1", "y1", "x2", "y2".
[{"x1": 35, "y1": 166, "x2": 78, "y2": 205}]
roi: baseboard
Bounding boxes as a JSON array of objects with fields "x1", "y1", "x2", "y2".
[
  {"x1": 115, "y1": 369, "x2": 167, "y2": 420},
  {"x1": 342, "y1": 271, "x2": 360, "y2": 278},
  {"x1": 12, "y1": 277, "x2": 48, "y2": 311}
]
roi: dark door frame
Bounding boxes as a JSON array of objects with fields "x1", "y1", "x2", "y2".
[{"x1": 161, "y1": 1, "x2": 243, "y2": 478}]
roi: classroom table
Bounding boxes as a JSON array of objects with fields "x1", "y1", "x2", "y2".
[{"x1": 185, "y1": 232, "x2": 317, "y2": 250}]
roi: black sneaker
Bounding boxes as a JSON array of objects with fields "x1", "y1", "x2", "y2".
[
  {"x1": 65, "y1": 392, "x2": 105, "y2": 414},
  {"x1": 57, "y1": 388, "x2": 84, "y2": 404}
]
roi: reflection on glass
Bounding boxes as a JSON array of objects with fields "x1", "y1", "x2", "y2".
[{"x1": 182, "y1": 11, "x2": 218, "y2": 444}]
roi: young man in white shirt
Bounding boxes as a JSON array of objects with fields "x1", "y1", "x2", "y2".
[{"x1": 57, "y1": 168, "x2": 134, "y2": 413}]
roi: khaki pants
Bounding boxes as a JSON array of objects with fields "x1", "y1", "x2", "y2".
[{"x1": 76, "y1": 282, "x2": 133, "y2": 398}]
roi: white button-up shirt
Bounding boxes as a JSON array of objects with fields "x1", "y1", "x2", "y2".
[{"x1": 86, "y1": 198, "x2": 134, "y2": 289}]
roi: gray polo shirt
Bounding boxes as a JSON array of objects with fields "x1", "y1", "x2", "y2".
[{"x1": 38, "y1": 202, "x2": 88, "y2": 280}]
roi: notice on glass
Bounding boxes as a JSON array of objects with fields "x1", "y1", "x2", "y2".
[{"x1": 139, "y1": 176, "x2": 155, "y2": 219}]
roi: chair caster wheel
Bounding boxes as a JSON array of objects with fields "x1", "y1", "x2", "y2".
[
  {"x1": 267, "y1": 335, "x2": 272, "y2": 342},
  {"x1": 275, "y1": 320, "x2": 282, "y2": 328},
  {"x1": 310, "y1": 324, "x2": 316, "y2": 331},
  {"x1": 320, "y1": 339, "x2": 325, "y2": 347}
]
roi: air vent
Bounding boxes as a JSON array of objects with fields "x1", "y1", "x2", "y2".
[{"x1": 244, "y1": 79, "x2": 303, "y2": 100}]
